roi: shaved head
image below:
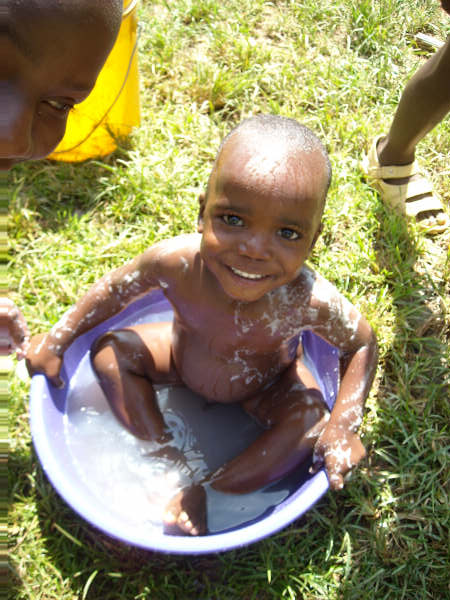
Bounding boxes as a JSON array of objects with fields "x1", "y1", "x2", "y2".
[
  {"x1": 219, "y1": 115, "x2": 332, "y2": 193},
  {"x1": 207, "y1": 115, "x2": 332, "y2": 206}
]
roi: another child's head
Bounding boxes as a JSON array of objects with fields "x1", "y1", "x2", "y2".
[
  {"x1": 0, "y1": 0, "x2": 123, "y2": 170},
  {"x1": 198, "y1": 114, "x2": 331, "y2": 302}
]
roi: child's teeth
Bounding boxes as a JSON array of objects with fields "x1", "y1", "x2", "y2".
[{"x1": 231, "y1": 267, "x2": 264, "y2": 280}]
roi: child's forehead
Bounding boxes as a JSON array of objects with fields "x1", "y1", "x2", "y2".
[
  {"x1": 215, "y1": 132, "x2": 327, "y2": 192},
  {"x1": 222, "y1": 130, "x2": 323, "y2": 164}
]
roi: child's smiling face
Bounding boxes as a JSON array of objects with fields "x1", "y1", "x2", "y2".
[
  {"x1": 0, "y1": 2, "x2": 120, "y2": 170},
  {"x1": 198, "y1": 133, "x2": 328, "y2": 303}
]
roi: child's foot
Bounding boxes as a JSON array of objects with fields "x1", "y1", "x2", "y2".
[
  {"x1": 163, "y1": 484, "x2": 207, "y2": 536},
  {"x1": 361, "y1": 135, "x2": 449, "y2": 234}
]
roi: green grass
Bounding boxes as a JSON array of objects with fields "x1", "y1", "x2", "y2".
[{"x1": 8, "y1": 0, "x2": 450, "y2": 598}]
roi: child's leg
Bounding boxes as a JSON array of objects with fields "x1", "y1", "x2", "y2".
[
  {"x1": 164, "y1": 358, "x2": 329, "y2": 536},
  {"x1": 90, "y1": 322, "x2": 180, "y2": 440},
  {"x1": 210, "y1": 358, "x2": 329, "y2": 494}
]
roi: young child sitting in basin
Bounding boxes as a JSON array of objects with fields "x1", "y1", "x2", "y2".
[{"x1": 27, "y1": 115, "x2": 378, "y2": 536}]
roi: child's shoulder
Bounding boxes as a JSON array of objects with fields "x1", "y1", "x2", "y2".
[
  {"x1": 296, "y1": 264, "x2": 342, "y2": 306},
  {"x1": 136, "y1": 234, "x2": 201, "y2": 286},
  {"x1": 152, "y1": 233, "x2": 200, "y2": 255},
  {"x1": 294, "y1": 266, "x2": 363, "y2": 344},
  {"x1": 297, "y1": 264, "x2": 336, "y2": 292},
  {"x1": 143, "y1": 233, "x2": 200, "y2": 266}
]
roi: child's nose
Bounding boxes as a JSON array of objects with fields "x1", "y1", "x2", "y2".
[
  {"x1": 238, "y1": 233, "x2": 272, "y2": 260},
  {"x1": 0, "y1": 83, "x2": 33, "y2": 159}
]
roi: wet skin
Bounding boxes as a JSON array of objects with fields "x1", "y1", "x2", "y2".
[
  {"x1": 0, "y1": 299, "x2": 29, "y2": 359},
  {"x1": 27, "y1": 137, "x2": 377, "y2": 535},
  {"x1": 0, "y1": 2, "x2": 120, "y2": 170}
]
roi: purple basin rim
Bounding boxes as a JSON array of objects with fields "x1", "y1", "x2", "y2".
[{"x1": 29, "y1": 290, "x2": 336, "y2": 554}]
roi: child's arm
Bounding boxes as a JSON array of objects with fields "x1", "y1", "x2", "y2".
[
  {"x1": 26, "y1": 247, "x2": 166, "y2": 386},
  {"x1": 309, "y1": 284, "x2": 378, "y2": 490}
]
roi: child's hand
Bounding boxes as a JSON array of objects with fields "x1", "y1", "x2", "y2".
[
  {"x1": 26, "y1": 333, "x2": 65, "y2": 388},
  {"x1": 311, "y1": 422, "x2": 366, "y2": 490},
  {"x1": 0, "y1": 300, "x2": 30, "y2": 359}
]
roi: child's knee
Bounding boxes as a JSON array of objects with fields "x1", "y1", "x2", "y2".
[
  {"x1": 279, "y1": 389, "x2": 328, "y2": 427},
  {"x1": 90, "y1": 330, "x2": 131, "y2": 375}
]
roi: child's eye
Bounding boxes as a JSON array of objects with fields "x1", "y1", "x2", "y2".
[
  {"x1": 44, "y1": 99, "x2": 74, "y2": 113},
  {"x1": 278, "y1": 228, "x2": 300, "y2": 240},
  {"x1": 222, "y1": 215, "x2": 244, "y2": 227}
]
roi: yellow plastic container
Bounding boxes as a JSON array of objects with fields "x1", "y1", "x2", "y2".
[{"x1": 49, "y1": 0, "x2": 140, "y2": 162}]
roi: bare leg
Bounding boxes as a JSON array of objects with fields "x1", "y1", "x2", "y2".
[
  {"x1": 211, "y1": 359, "x2": 329, "y2": 493},
  {"x1": 378, "y1": 37, "x2": 450, "y2": 166},
  {"x1": 163, "y1": 358, "x2": 329, "y2": 535},
  {"x1": 376, "y1": 37, "x2": 450, "y2": 226},
  {"x1": 91, "y1": 322, "x2": 180, "y2": 440}
]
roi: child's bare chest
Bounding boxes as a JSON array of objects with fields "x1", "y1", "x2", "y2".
[
  {"x1": 167, "y1": 284, "x2": 315, "y2": 402},
  {"x1": 172, "y1": 287, "x2": 312, "y2": 351}
]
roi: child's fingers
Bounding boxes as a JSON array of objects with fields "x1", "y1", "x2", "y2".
[
  {"x1": 328, "y1": 470, "x2": 344, "y2": 490},
  {"x1": 49, "y1": 374, "x2": 65, "y2": 388},
  {"x1": 15, "y1": 337, "x2": 30, "y2": 361},
  {"x1": 25, "y1": 355, "x2": 65, "y2": 388},
  {"x1": 309, "y1": 449, "x2": 324, "y2": 474},
  {"x1": 27, "y1": 362, "x2": 65, "y2": 388},
  {"x1": 325, "y1": 441, "x2": 366, "y2": 490}
]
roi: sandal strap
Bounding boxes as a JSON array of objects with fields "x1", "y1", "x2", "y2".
[
  {"x1": 377, "y1": 176, "x2": 435, "y2": 209},
  {"x1": 363, "y1": 135, "x2": 420, "y2": 179},
  {"x1": 401, "y1": 177, "x2": 434, "y2": 200},
  {"x1": 365, "y1": 160, "x2": 419, "y2": 180},
  {"x1": 386, "y1": 178, "x2": 442, "y2": 216},
  {"x1": 363, "y1": 136, "x2": 449, "y2": 233},
  {"x1": 403, "y1": 195, "x2": 445, "y2": 219}
]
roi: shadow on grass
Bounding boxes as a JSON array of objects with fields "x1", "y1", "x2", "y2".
[
  {"x1": 372, "y1": 201, "x2": 448, "y2": 424},
  {"x1": 343, "y1": 200, "x2": 450, "y2": 597},
  {"x1": 9, "y1": 446, "x2": 218, "y2": 597},
  {"x1": 9, "y1": 150, "x2": 136, "y2": 230},
  {"x1": 9, "y1": 147, "x2": 198, "y2": 244},
  {"x1": 10, "y1": 440, "x2": 358, "y2": 599}
]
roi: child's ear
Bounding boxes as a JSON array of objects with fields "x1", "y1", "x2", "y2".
[{"x1": 197, "y1": 192, "x2": 206, "y2": 233}]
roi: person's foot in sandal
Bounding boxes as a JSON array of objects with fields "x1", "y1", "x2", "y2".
[{"x1": 362, "y1": 134, "x2": 449, "y2": 235}]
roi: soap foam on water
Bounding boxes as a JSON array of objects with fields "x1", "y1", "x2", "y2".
[
  {"x1": 65, "y1": 354, "x2": 209, "y2": 533},
  {"x1": 64, "y1": 351, "x2": 294, "y2": 534}
]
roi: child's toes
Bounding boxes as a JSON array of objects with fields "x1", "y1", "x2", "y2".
[
  {"x1": 163, "y1": 509, "x2": 177, "y2": 524},
  {"x1": 163, "y1": 485, "x2": 207, "y2": 536},
  {"x1": 178, "y1": 511, "x2": 193, "y2": 531},
  {"x1": 178, "y1": 512, "x2": 199, "y2": 535}
]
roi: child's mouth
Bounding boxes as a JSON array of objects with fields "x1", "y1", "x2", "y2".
[{"x1": 229, "y1": 267, "x2": 268, "y2": 280}]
